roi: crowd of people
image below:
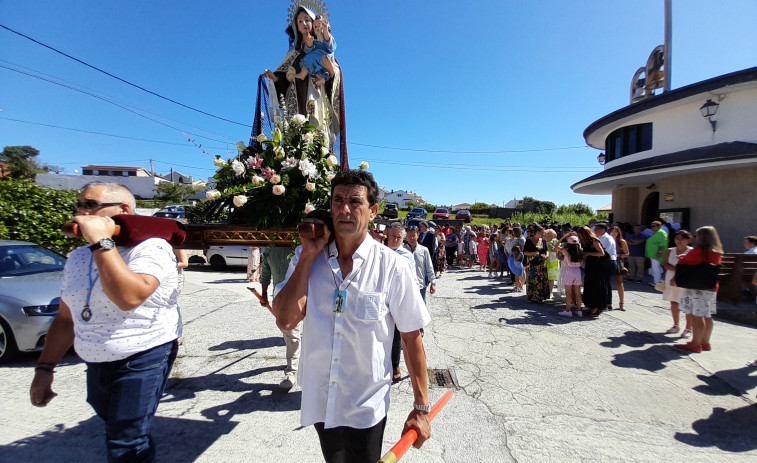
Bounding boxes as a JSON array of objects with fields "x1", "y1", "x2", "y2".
[{"x1": 404, "y1": 218, "x2": 745, "y2": 337}]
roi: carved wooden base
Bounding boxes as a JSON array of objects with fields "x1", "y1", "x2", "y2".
[{"x1": 181, "y1": 224, "x2": 297, "y2": 249}]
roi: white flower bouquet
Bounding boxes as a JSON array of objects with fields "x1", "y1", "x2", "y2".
[{"x1": 209, "y1": 114, "x2": 338, "y2": 230}]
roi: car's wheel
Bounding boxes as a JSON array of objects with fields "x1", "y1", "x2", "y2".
[
  {"x1": 209, "y1": 255, "x2": 227, "y2": 271},
  {"x1": 0, "y1": 318, "x2": 19, "y2": 364}
]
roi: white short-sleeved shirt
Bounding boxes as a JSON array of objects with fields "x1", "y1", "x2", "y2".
[
  {"x1": 61, "y1": 238, "x2": 182, "y2": 363},
  {"x1": 598, "y1": 233, "x2": 618, "y2": 261},
  {"x1": 276, "y1": 234, "x2": 431, "y2": 429}
]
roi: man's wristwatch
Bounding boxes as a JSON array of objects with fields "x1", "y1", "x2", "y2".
[
  {"x1": 90, "y1": 238, "x2": 116, "y2": 252},
  {"x1": 413, "y1": 402, "x2": 431, "y2": 413}
]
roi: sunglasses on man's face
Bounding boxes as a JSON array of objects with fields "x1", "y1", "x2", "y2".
[
  {"x1": 77, "y1": 200, "x2": 123, "y2": 211},
  {"x1": 407, "y1": 226, "x2": 418, "y2": 230}
]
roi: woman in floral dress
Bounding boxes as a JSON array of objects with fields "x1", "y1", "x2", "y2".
[
  {"x1": 523, "y1": 224, "x2": 551, "y2": 302},
  {"x1": 435, "y1": 227, "x2": 447, "y2": 276}
]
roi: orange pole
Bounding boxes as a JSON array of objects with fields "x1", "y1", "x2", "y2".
[
  {"x1": 377, "y1": 390, "x2": 453, "y2": 463},
  {"x1": 248, "y1": 287, "x2": 275, "y2": 315}
]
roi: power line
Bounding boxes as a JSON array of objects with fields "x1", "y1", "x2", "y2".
[
  {"x1": 0, "y1": 117, "x2": 230, "y2": 150},
  {"x1": 0, "y1": 23, "x2": 253, "y2": 127},
  {"x1": 363, "y1": 159, "x2": 598, "y2": 172},
  {"x1": 351, "y1": 142, "x2": 588, "y2": 154},
  {"x1": 0, "y1": 65, "x2": 237, "y2": 144},
  {"x1": 0, "y1": 59, "x2": 240, "y2": 142}
]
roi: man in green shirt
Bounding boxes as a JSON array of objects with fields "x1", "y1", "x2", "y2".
[
  {"x1": 645, "y1": 221, "x2": 668, "y2": 285},
  {"x1": 259, "y1": 247, "x2": 297, "y2": 390}
]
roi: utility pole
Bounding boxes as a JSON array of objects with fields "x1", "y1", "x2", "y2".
[
  {"x1": 150, "y1": 159, "x2": 154, "y2": 177},
  {"x1": 663, "y1": 0, "x2": 672, "y2": 92}
]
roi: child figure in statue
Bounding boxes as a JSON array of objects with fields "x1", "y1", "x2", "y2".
[{"x1": 294, "y1": 15, "x2": 336, "y2": 86}]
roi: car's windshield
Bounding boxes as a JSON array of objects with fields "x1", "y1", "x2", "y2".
[
  {"x1": 0, "y1": 245, "x2": 66, "y2": 277},
  {"x1": 412, "y1": 208, "x2": 424, "y2": 213},
  {"x1": 436, "y1": 209, "x2": 448, "y2": 213}
]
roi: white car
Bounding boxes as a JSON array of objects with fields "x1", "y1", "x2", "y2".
[{"x1": 205, "y1": 246, "x2": 250, "y2": 270}]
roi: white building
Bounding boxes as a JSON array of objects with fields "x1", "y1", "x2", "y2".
[
  {"x1": 384, "y1": 190, "x2": 425, "y2": 208},
  {"x1": 573, "y1": 67, "x2": 757, "y2": 251}
]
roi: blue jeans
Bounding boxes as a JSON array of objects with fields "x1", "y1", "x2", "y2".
[{"x1": 86, "y1": 340, "x2": 179, "y2": 463}]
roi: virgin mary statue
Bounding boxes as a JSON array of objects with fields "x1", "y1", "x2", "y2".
[{"x1": 251, "y1": 1, "x2": 348, "y2": 170}]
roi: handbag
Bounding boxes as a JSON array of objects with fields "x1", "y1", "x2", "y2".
[{"x1": 674, "y1": 252, "x2": 720, "y2": 290}]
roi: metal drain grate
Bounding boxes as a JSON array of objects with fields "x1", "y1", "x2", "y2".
[{"x1": 431, "y1": 369, "x2": 456, "y2": 388}]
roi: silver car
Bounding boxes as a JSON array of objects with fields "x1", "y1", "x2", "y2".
[{"x1": 0, "y1": 241, "x2": 65, "y2": 362}]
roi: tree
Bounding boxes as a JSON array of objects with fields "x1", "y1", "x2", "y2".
[
  {"x1": 154, "y1": 182, "x2": 196, "y2": 203},
  {"x1": 0, "y1": 179, "x2": 84, "y2": 254},
  {"x1": 1, "y1": 146, "x2": 46, "y2": 179}
]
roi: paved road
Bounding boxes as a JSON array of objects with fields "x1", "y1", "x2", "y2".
[{"x1": 1, "y1": 264, "x2": 756, "y2": 462}]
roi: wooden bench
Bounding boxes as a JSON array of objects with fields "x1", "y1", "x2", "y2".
[{"x1": 717, "y1": 254, "x2": 757, "y2": 303}]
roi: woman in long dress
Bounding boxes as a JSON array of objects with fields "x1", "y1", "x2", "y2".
[
  {"x1": 662, "y1": 230, "x2": 693, "y2": 336},
  {"x1": 577, "y1": 226, "x2": 607, "y2": 316},
  {"x1": 523, "y1": 224, "x2": 550, "y2": 303}
]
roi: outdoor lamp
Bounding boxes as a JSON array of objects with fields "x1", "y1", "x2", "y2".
[
  {"x1": 597, "y1": 152, "x2": 606, "y2": 165},
  {"x1": 699, "y1": 99, "x2": 719, "y2": 132}
]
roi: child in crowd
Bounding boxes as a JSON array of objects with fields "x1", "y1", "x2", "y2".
[
  {"x1": 508, "y1": 246, "x2": 525, "y2": 291},
  {"x1": 663, "y1": 230, "x2": 693, "y2": 337},
  {"x1": 544, "y1": 229, "x2": 560, "y2": 296},
  {"x1": 488, "y1": 233, "x2": 500, "y2": 277},
  {"x1": 477, "y1": 231, "x2": 489, "y2": 270},
  {"x1": 558, "y1": 235, "x2": 585, "y2": 318}
]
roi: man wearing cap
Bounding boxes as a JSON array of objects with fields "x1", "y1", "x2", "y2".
[{"x1": 273, "y1": 170, "x2": 431, "y2": 462}]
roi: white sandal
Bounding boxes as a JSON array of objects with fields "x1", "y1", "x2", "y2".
[{"x1": 665, "y1": 326, "x2": 680, "y2": 334}]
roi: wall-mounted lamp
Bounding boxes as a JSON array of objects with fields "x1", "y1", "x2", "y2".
[
  {"x1": 699, "y1": 99, "x2": 720, "y2": 132},
  {"x1": 597, "y1": 152, "x2": 606, "y2": 165}
]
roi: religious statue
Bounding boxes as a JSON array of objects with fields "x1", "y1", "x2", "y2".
[{"x1": 252, "y1": 1, "x2": 347, "y2": 169}]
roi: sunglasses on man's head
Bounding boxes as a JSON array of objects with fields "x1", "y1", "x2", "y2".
[
  {"x1": 77, "y1": 200, "x2": 122, "y2": 210},
  {"x1": 407, "y1": 225, "x2": 418, "y2": 230}
]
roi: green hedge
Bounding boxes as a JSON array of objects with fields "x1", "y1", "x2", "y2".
[{"x1": 0, "y1": 179, "x2": 85, "y2": 254}]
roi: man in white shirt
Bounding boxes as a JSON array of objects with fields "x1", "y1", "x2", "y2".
[
  {"x1": 274, "y1": 170, "x2": 432, "y2": 463},
  {"x1": 30, "y1": 182, "x2": 181, "y2": 462},
  {"x1": 594, "y1": 223, "x2": 618, "y2": 310}
]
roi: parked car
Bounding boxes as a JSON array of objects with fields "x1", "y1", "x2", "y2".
[
  {"x1": 0, "y1": 241, "x2": 66, "y2": 362},
  {"x1": 161, "y1": 205, "x2": 188, "y2": 213},
  {"x1": 153, "y1": 211, "x2": 185, "y2": 219},
  {"x1": 407, "y1": 207, "x2": 428, "y2": 219},
  {"x1": 432, "y1": 208, "x2": 450, "y2": 220},
  {"x1": 455, "y1": 210, "x2": 472, "y2": 222},
  {"x1": 381, "y1": 203, "x2": 399, "y2": 219},
  {"x1": 205, "y1": 245, "x2": 250, "y2": 270}
]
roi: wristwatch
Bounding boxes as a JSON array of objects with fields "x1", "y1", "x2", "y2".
[
  {"x1": 413, "y1": 402, "x2": 431, "y2": 413},
  {"x1": 89, "y1": 238, "x2": 116, "y2": 252}
]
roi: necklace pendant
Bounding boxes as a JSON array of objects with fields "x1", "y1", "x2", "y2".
[{"x1": 81, "y1": 304, "x2": 92, "y2": 322}]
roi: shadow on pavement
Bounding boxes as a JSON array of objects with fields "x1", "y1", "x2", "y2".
[
  {"x1": 610, "y1": 344, "x2": 681, "y2": 372},
  {"x1": 694, "y1": 365, "x2": 757, "y2": 397},
  {"x1": 675, "y1": 404, "x2": 757, "y2": 452},
  {"x1": 209, "y1": 337, "x2": 285, "y2": 351},
  {"x1": 600, "y1": 330, "x2": 668, "y2": 349},
  {"x1": 0, "y1": 415, "x2": 237, "y2": 463}
]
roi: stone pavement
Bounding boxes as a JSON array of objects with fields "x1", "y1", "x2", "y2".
[{"x1": 1, "y1": 264, "x2": 756, "y2": 462}]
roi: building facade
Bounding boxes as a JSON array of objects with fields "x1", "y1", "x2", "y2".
[{"x1": 572, "y1": 67, "x2": 757, "y2": 252}]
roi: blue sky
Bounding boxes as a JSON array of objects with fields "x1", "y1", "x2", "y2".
[{"x1": 1, "y1": 0, "x2": 755, "y2": 210}]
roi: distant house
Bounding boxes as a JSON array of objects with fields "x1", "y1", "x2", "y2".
[
  {"x1": 0, "y1": 162, "x2": 11, "y2": 177},
  {"x1": 451, "y1": 203, "x2": 472, "y2": 211},
  {"x1": 36, "y1": 165, "x2": 197, "y2": 199},
  {"x1": 597, "y1": 204, "x2": 612, "y2": 214},
  {"x1": 384, "y1": 190, "x2": 424, "y2": 208},
  {"x1": 503, "y1": 199, "x2": 521, "y2": 209}
]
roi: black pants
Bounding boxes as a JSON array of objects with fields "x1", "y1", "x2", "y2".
[
  {"x1": 391, "y1": 326, "x2": 402, "y2": 370},
  {"x1": 314, "y1": 417, "x2": 387, "y2": 463},
  {"x1": 445, "y1": 246, "x2": 456, "y2": 266}
]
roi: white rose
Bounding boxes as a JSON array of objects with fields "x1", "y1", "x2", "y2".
[
  {"x1": 304, "y1": 203, "x2": 315, "y2": 213},
  {"x1": 325, "y1": 155, "x2": 338, "y2": 167},
  {"x1": 236, "y1": 141, "x2": 246, "y2": 152},
  {"x1": 291, "y1": 114, "x2": 307, "y2": 125},
  {"x1": 303, "y1": 132, "x2": 314, "y2": 144},
  {"x1": 321, "y1": 146, "x2": 329, "y2": 157},
  {"x1": 272, "y1": 185, "x2": 286, "y2": 195},
  {"x1": 256, "y1": 133, "x2": 268, "y2": 143},
  {"x1": 326, "y1": 173, "x2": 336, "y2": 182},
  {"x1": 205, "y1": 189, "x2": 221, "y2": 199},
  {"x1": 213, "y1": 157, "x2": 227, "y2": 167},
  {"x1": 360, "y1": 161, "x2": 369, "y2": 170},
  {"x1": 233, "y1": 195, "x2": 248, "y2": 207},
  {"x1": 305, "y1": 182, "x2": 316, "y2": 191},
  {"x1": 270, "y1": 174, "x2": 281, "y2": 184},
  {"x1": 252, "y1": 175, "x2": 264, "y2": 185},
  {"x1": 231, "y1": 159, "x2": 245, "y2": 176}
]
